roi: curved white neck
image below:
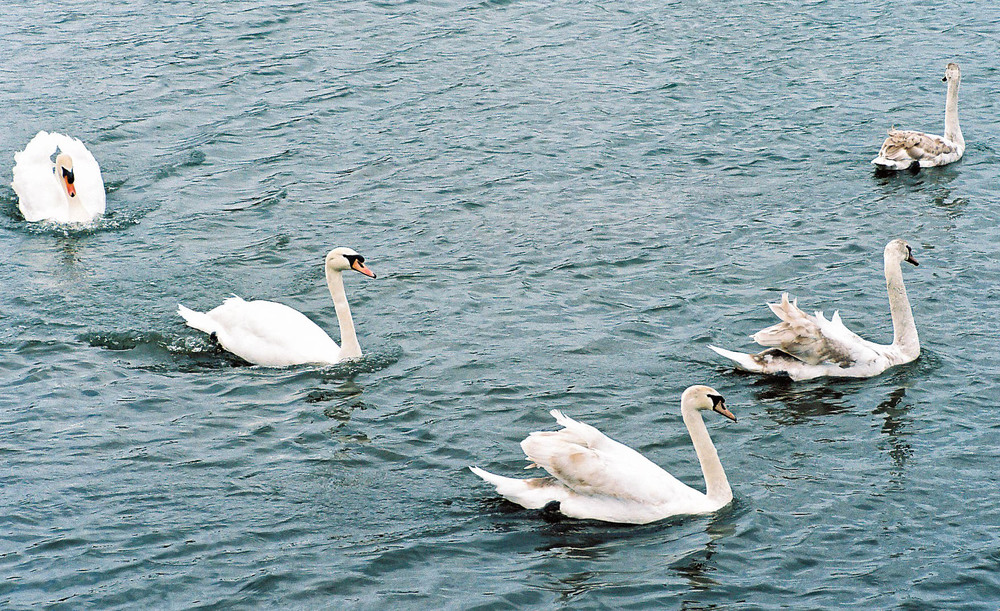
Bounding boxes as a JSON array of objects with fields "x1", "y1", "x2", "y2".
[
  {"x1": 58, "y1": 171, "x2": 91, "y2": 223},
  {"x1": 681, "y1": 406, "x2": 732, "y2": 505},
  {"x1": 326, "y1": 269, "x2": 362, "y2": 359},
  {"x1": 884, "y1": 257, "x2": 919, "y2": 359},
  {"x1": 944, "y1": 78, "x2": 962, "y2": 146}
]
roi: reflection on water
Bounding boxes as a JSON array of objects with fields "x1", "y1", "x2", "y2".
[
  {"x1": 670, "y1": 514, "x2": 737, "y2": 592},
  {"x1": 752, "y1": 377, "x2": 859, "y2": 425},
  {"x1": 872, "y1": 163, "x2": 960, "y2": 192},
  {"x1": 872, "y1": 386, "x2": 912, "y2": 482},
  {"x1": 520, "y1": 507, "x2": 740, "y2": 600},
  {"x1": 313, "y1": 380, "x2": 371, "y2": 421},
  {"x1": 872, "y1": 165, "x2": 967, "y2": 218}
]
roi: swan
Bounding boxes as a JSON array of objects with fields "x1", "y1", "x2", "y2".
[
  {"x1": 177, "y1": 247, "x2": 376, "y2": 367},
  {"x1": 469, "y1": 385, "x2": 736, "y2": 525},
  {"x1": 709, "y1": 239, "x2": 920, "y2": 381},
  {"x1": 12, "y1": 131, "x2": 106, "y2": 223},
  {"x1": 871, "y1": 63, "x2": 964, "y2": 171}
]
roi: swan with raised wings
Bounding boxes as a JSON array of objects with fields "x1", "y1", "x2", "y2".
[
  {"x1": 12, "y1": 131, "x2": 106, "y2": 223},
  {"x1": 872, "y1": 63, "x2": 964, "y2": 171},
  {"x1": 470, "y1": 385, "x2": 736, "y2": 525},
  {"x1": 177, "y1": 247, "x2": 375, "y2": 366},
  {"x1": 710, "y1": 239, "x2": 920, "y2": 381}
]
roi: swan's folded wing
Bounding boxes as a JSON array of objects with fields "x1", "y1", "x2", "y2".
[
  {"x1": 520, "y1": 414, "x2": 689, "y2": 504},
  {"x1": 752, "y1": 293, "x2": 875, "y2": 367},
  {"x1": 878, "y1": 130, "x2": 957, "y2": 161}
]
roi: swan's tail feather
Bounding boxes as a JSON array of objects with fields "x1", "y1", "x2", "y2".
[
  {"x1": 708, "y1": 345, "x2": 765, "y2": 373},
  {"x1": 469, "y1": 466, "x2": 557, "y2": 510},
  {"x1": 177, "y1": 304, "x2": 217, "y2": 335}
]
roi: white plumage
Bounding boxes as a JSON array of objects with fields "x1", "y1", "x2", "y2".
[
  {"x1": 470, "y1": 385, "x2": 736, "y2": 525},
  {"x1": 12, "y1": 131, "x2": 106, "y2": 223},
  {"x1": 177, "y1": 247, "x2": 376, "y2": 367}
]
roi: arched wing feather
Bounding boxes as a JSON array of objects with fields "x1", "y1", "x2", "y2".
[
  {"x1": 752, "y1": 293, "x2": 878, "y2": 367},
  {"x1": 519, "y1": 410, "x2": 692, "y2": 505}
]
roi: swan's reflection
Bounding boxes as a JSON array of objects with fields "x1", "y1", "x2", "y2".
[
  {"x1": 669, "y1": 513, "x2": 736, "y2": 592},
  {"x1": 872, "y1": 386, "x2": 912, "y2": 482},
  {"x1": 525, "y1": 507, "x2": 737, "y2": 596},
  {"x1": 310, "y1": 379, "x2": 371, "y2": 423},
  {"x1": 751, "y1": 377, "x2": 858, "y2": 425},
  {"x1": 872, "y1": 166, "x2": 965, "y2": 218},
  {"x1": 872, "y1": 163, "x2": 959, "y2": 191}
]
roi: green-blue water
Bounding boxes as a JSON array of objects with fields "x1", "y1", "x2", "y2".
[{"x1": 2, "y1": 0, "x2": 1000, "y2": 608}]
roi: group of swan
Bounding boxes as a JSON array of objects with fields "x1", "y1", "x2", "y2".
[
  {"x1": 11, "y1": 64, "x2": 951, "y2": 526},
  {"x1": 11, "y1": 63, "x2": 963, "y2": 226},
  {"x1": 476, "y1": 237, "x2": 922, "y2": 523}
]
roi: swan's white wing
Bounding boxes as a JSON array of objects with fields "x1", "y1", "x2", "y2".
[
  {"x1": 12, "y1": 132, "x2": 64, "y2": 222},
  {"x1": 752, "y1": 293, "x2": 879, "y2": 367},
  {"x1": 185, "y1": 297, "x2": 341, "y2": 366},
  {"x1": 519, "y1": 410, "x2": 698, "y2": 506}
]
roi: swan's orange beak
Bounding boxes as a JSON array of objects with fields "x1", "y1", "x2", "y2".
[
  {"x1": 714, "y1": 404, "x2": 737, "y2": 422},
  {"x1": 62, "y1": 167, "x2": 76, "y2": 198},
  {"x1": 352, "y1": 259, "x2": 376, "y2": 278},
  {"x1": 905, "y1": 253, "x2": 919, "y2": 266}
]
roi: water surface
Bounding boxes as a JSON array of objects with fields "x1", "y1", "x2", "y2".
[{"x1": 2, "y1": 0, "x2": 1000, "y2": 608}]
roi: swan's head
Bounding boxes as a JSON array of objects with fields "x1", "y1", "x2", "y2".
[
  {"x1": 54, "y1": 153, "x2": 76, "y2": 199},
  {"x1": 943, "y1": 62, "x2": 961, "y2": 83},
  {"x1": 885, "y1": 239, "x2": 918, "y2": 267},
  {"x1": 326, "y1": 247, "x2": 376, "y2": 278},
  {"x1": 681, "y1": 385, "x2": 736, "y2": 422}
]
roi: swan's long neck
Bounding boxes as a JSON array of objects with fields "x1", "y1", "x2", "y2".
[
  {"x1": 326, "y1": 269, "x2": 362, "y2": 359},
  {"x1": 944, "y1": 77, "x2": 962, "y2": 146},
  {"x1": 681, "y1": 406, "x2": 732, "y2": 505},
  {"x1": 56, "y1": 163, "x2": 90, "y2": 223},
  {"x1": 885, "y1": 257, "x2": 919, "y2": 359}
]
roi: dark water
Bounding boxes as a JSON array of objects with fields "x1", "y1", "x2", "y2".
[{"x1": 2, "y1": 0, "x2": 1000, "y2": 608}]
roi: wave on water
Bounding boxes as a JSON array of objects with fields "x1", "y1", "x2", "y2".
[
  {"x1": 0, "y1": 189, "x2": 143, "y2": 236},
  {"x1": 80, "y1": 330, "x2": 401, "y2": 375}
]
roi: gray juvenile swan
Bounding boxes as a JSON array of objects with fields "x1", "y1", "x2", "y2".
[
  {"x1": 872, "y1": 63, "x2": 964, "y2": 171},
  {"x1": 470, "y1": 385, "x2": 736, "y2": 525},
  {"x1": 710, "y1": 239, "x2": 920, "y2": 381}
]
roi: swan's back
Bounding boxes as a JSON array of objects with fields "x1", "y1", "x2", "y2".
[
  {"x1": 181, "y1": 297, "x2": 341, "y2": 366},
  {"x1": 522, "y1": 411, "x2": 693, "y2": 505},
  {"x1": 12, "y1": 131, "x2": 106, "y2": 223}
]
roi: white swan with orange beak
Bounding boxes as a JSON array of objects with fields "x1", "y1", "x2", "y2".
[
  {"x1": 12, "y1": 131, "x2": 106, "y2": 223},
  {"x1": 178, "y1": 248, "x2": 377, "y2": 367}
]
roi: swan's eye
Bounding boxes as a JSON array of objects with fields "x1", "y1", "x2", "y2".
[
  {"x1": 62, "y1": 167, "x2": 75, "y2": 184},
  {"x1": 906, "y1": 245, "x2": 912, "y2": 254},
  {"x1": 343, "y1": 254, "x2": 363, "y2": 266},
  {"x1": 708, "y1": 394, "x2": 725, "y2": 407}
]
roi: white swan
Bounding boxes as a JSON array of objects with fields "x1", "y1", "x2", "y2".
[
  {"x1": 872, "y1": 63, "x2": 964, "y2": 171},
  {"x1": 12, "y1": 131, "x2": 106, "y2": 223},
  {"x1": 470, "y1": 385, "x2": 736, "y2": 525},
  {"x1": 710, "y1": 239, "x2": 920, "y2": 381},
  {"x1": 177, "y1": 247, "x2": 376, "y2": 367}
]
